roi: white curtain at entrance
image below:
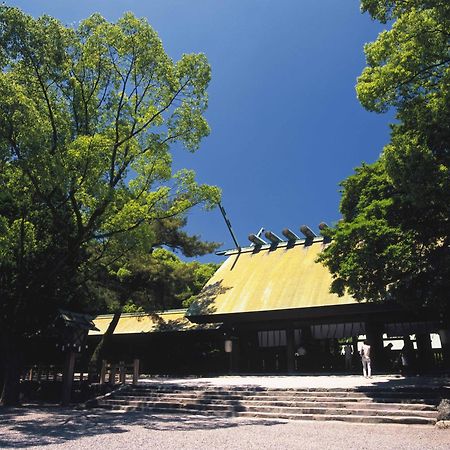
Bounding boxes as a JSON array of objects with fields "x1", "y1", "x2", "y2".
[
  {"x1": 258, "y1": 330, "x2": 287, "y2": 347},
  {"x1": 311, "y1": 322, "x2": 366, "y2": 339}
]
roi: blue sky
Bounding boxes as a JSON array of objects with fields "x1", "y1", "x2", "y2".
[{"x1": 9, "y1": 1, "x2": 393, "y2": 261}]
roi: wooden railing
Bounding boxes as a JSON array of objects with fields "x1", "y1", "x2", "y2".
[
  {"x1": 100, "y1": 359, "x2": 140, "y2": 385},
  {"x1": 21, "y1": 359, "x2": 140, "y2": 385},
  {"x1": 22, "y1": 365, "x2": 63, "y2": 382}
]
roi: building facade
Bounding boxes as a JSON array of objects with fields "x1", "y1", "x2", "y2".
[{"x1": 186, "y1": 236, "x2": 444, "y2": 373}]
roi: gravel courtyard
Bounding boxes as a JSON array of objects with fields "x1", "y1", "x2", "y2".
[{"x1": 1, "y1": 406, "x2": 449, "y2": 450}]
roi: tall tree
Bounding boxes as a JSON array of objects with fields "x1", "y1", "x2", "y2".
[
  {"x1": 319, "y1": 1, "x2": 449, "y2": 326},
  {"x1": 0, "y1": 7, "x2": 220, "y2": 405}
]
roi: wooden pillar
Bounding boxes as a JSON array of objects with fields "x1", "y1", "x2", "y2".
[
  {"x1": 351, "y1": 336, "x2": 359, "y2": 354},
  {"x1": 61, "y1": 351, "x2": 76, "y2": 406},
  {"x1": 286, "y1": 328, "x2": 295, "y2": 373},
  {"x1": 439, "y1": 329, "x2": 450, "y2": 370},
  {"x1": 366, "y1": 321, "x2": 384, "y2": 373},
  {"x1": 119, "y1": 361, "x2": 126, "y2": 384},
  {"x1": 109, "y1": 363, "x2": 117, "y2": 385},
  {"x1": 416, "y1": 333, "x2": 433, "y2": 373},
  {"x1": 230, "y1": 336, "x2": 240, "y2": 373},
  {"x1": 301, "y1": 326, "x2": 313, "y2": 371},
  {"x1": 133, "y1": 358, "x2": 140, "y2": 385},
  {"x1": 100, "y1": 360, "x2": 107, "y2": 385}
]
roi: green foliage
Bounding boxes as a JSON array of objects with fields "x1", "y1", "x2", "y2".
[
  {"x1": 121, "y1": 248, "x2": 219, "y2": 311},
  {"x1": 319, "y1": 160, "x2": 425, "y2": 304},
  {"x1": 122, "y1": 301, "x2": 145, "y2": 314},
  {"x1": 358, "y1": 2, "x2": 449, "y2": 114},
  {"x1": 319, "y1": 0, "x2": 450, "y2": 316},
  {"x1": 83, "y1": 216, "x2": 220, "y2": 314},
  {"x1": 0, "y1": 6, "x2": 220, "y2": 336}
]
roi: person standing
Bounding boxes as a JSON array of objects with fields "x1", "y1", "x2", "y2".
[
  {"x1": 295, "y1": 345, "x2": 307, "y2": 371},
  {"x1": 384, "y1": 342, "x2": 394, "y2": 372},
  {"x1": 344, "y1": 344, "x2": 353, "y2": 371},
  {"x1": 360, "y1": 340, "x2": 372, "y2": 378}
]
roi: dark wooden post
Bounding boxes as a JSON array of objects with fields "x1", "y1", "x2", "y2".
[
  {"x1": 439, "y1": 329, "x2": 450, "y2": 370},
  {"x1": 301, "y1": 326, "x2": 313, "y2": 372},
  {"x1": 230, "y1": 336, "x2": 240, "y2": 373},
  {"x1": 366, "y1": 321, "x2": 384, "y2": 372},
  {"x1": 286, "y1": 328, "x2": 295, "y2": 373},
  {"x1": 416, "y1": 333, "x2": 433, "y2": 373},
  {"x1": 119, "y1": 361, "x2": 126, "y2": 384},
  {"x1": 109, "y1": 363, "x2": 117, "y2": 385},
  {"x1": 133, "y1": 359, "x2": 140, "y2": 385},
  {"x1": 352, "y1": 336, "x2": 359, "y2": 370},
  {"x1": 100, "y1": 360, "x2": 107, "y2": 385},
  {"x1": 61, "y1": 351, "x2": 76, "y2": 406}
]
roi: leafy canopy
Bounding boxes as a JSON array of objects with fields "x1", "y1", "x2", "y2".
[
  {"x1": 87, "y1": 216, "x2": 220, "y2": 315},
  {"x1": 0, "y1": 7, "x2": 220, "y2": 335},
  {"x1": 319, "y1": 0, "x2": 450, "y2": 314}
]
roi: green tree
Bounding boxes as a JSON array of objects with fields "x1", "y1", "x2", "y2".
[
  {"x1": 86, "y1": 217, "x2": 219, "y2": 372},
  {"x1": 102, "y1": 248, "x2": 219, "y2": 314},
  {"x1": 85, "y1": 216, "x2": 219, "y2": 314},
  {"x1": 0, "y1": 7, "x2": 220, "y2": 405},
  {"x1": 319, "y1": 1, "x2": 449, "y2": 326}
]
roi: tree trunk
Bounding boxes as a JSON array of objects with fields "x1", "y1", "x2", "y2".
[
  {"x1": 0, "y1": 334, "x2": 22, "y2": 406},
  {"x1": 88, "y1": 309, "x2": 122, "y2": 380}
]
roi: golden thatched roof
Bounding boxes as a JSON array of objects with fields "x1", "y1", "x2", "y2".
[
  {"x1": 89, "y1": 309, "x2": 218, "y2": 336},
  {"x1": 187, "y1": 239, "x2": 357, "y2": 320}
]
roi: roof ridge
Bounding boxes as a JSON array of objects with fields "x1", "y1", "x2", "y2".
[{"x1": 217, "y1": 236, "x2": 327, "y2": 256}]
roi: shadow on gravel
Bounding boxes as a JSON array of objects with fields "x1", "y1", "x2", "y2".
[
  {"x1": 354, "y1": 375, "x2": 450, "y2": 390},
  {"x1": 0, "y1": 406, "x2": 283, "y2": 448},
  {"x1": 354, "y1": 375, "x2": 450, "y2": 404}
]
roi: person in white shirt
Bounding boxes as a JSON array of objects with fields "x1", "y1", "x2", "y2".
[{"x1": 360, "y1": 341, "x2": 372, "y2": 378}]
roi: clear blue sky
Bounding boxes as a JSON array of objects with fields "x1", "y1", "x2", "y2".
[{"x1": 9, "y1": 0, "x2": 393, "y2": 261}]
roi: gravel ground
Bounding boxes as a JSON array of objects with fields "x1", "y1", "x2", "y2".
[
  {"x1": 138, "y1": 374, "x2": 450, "y2": 390},
  {"x1": 1, "y1": 407, "x2": 449, "y2": 450}
]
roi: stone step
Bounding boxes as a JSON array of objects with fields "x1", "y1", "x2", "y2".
[
  {"x1": 127, "y1": 388, "x2": 441, "y2": 401},
  {"x1": 114, "y1": 391, "x2": 438, "y2": 407},
  {"x1": 237, "y1": 411, "x2": 435, "y2": 425},
  {"x1": 100, "y1": 398, "x2": 436, "y2": 419},
  {"x1": 111, "y1": 394, "x2": 436, "y2": 410},
  {"x1": 239, "y1": 404, "x2": 436, "y2": 418},
  {"x1": 96, "y1": 384, "x2": 440, "y2": 425},
  {"x1": 99, "y1": 403, "x2": 435, "y2": 425}
]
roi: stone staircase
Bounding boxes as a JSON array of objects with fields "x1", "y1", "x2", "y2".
[{"x1": 94, "y1": 383, "x2": 444, "y2": 425}]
